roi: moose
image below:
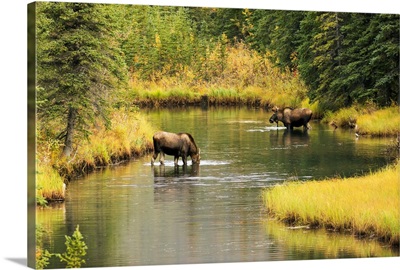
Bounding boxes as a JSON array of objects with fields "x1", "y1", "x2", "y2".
[
  {"x1": 151, "y1": 131, "x2": 201, "y2": 166},
  {"x1": 269, "y1": 106, "x2": 313, "y2": 130}
]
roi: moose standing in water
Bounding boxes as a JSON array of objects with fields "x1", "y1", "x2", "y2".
[
  {"x1": 269, "y1": 106, "x2": 313, "y2": 130},
  {"x1": 151, "y1": 131, "x2": 201, "y2": 166}
]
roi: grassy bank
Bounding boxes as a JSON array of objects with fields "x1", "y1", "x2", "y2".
[
  {"x1": 322, "y1": 105, "x2": 400, "y2": 137},
  {"x1": 263, "y1": 161, "x2": 400, "y2": 247},
  {"x1": 127, "y1": 43, "x2": 310, "y2": 110},
  {"x1": 36, "y1": 109, "x2": 155, "y2": 204},
  {"x1": 129, "y1": 79, "x2": 308, "y2": 109}
]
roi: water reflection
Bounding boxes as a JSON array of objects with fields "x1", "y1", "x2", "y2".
[
  {"x1": 269, "y1": 129, "x2": 310, "y2": 148},
  {"x1": 265, "y1": 219, "x2": 398, "y2": 259}
]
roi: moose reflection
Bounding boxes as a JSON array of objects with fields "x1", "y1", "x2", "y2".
[
  {"x1": 269, "y1": 129, "x2": 310, "y2": 148},
  {"x1": 152, "y1": 163, "x2": 200, "y2": 179}
]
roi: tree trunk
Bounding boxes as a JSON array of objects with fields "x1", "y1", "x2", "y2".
[{"x1": 62, "y1": 106, "x2": 77, "y2": 157}]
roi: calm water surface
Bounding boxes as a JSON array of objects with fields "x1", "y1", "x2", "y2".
[{"x1": 38, "y1": 107, "x2": 398, "y2": 268}]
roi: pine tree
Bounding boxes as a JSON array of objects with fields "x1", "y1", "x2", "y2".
[
  {"x1": 310, "y1": 12, "x2": 345, "y2": 108},
  {"x1": 37, "y1": 2, "x2": 128, "y2": 157},
  {"x1": 367, "y1": 14, "x2": 399, "y2": 106},
  {"x1": 297, "y1": 11, "x2": 321, "y2": 101}
]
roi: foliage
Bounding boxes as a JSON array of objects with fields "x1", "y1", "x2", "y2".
[
  {"x1": 129, "y1": 42, "x2": 307, "y2": 108},
  {"x1": 56, "y1": 225, "x2": 88, "y2": 268},
  {"x1": 248, "y1": 10, "x2": 399, "y2": 109},
  {"x1": 36, "y1": 225, "x2": 88, "y2": 269},
  {"x1": 37, "y1": 2, "x2": 128, "y2": 157},
  {"x1": 264, "y1": 161, "x2": 400, "y2": 246},
  {"x1": 36, "y1": 225, "x2": 52, "y2": 270}
]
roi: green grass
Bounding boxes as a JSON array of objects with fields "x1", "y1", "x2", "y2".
[{"x1": 263, "y1": 161, "x2": 400, "y2": 246}]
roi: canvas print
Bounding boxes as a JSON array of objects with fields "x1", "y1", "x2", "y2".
[{"x1": 28, "y1": 1, "x2": 399, "y2": 269}]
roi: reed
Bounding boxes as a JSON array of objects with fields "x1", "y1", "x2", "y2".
[
  {"x1": 77, "y1": 110, "x2": 155, "y2": 167},
  {"x1": 263, "y1": 161, "x2": 400, "y2": 246}
]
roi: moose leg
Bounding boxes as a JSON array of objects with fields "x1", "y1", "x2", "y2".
[
  {"x1": 160, "y1": 152, "x2": 165, "y2": 165},
  {"x1": 151, "y1": 151, "x2": 159, "y2": 165},
  {"x1": 181, "y1": 155, "x2": 187, "y2": 166},
  {"x1": 174, "y1": 156, "x2": 179, "y2": 166}
]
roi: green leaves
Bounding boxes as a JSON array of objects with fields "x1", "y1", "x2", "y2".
[
  {"x1": 247, "y1": 10, "x2": 399, "y2": 109},
  {"x1": 56, "y1": 225, "x2": 88, "y2": 268},
  {"x1": 37, "y1": 2, "x2": 129, "y2": 156},
  {"x1": 36, "y1": 225, "x2": 87, "y2": 269}
]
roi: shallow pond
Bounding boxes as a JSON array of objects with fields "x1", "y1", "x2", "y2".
[{"x1": 38, "y1": 107, "x2": 398, "y2": 268}]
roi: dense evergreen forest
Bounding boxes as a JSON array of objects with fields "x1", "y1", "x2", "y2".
[{"x1": 36, "y1": 2, "x2": 399, "y2": 157}]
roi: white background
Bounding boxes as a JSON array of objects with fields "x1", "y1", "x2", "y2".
[{"x1": 1, "y1": 1, "x2": 399, "y2": 269}]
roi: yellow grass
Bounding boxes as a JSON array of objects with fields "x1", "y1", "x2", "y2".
[
  {"x1": 76, "y1": 109, "x2": 155, "y2": 169},
  {"x1": 36, "y1": 162, "x2": 65, "y2": 203},
  {"x1": 356, "y1": 106, "x2": 400, "y2": 136},
  {"x1": 36, "y1": 109, "x2": 156, "y2": 203},
  {"x1": 322, "y1": 105, "x2": 400, "y2": 136},
  {"x1": 263, "y1": 161, "x2": 400, "y2": 246},
  {"x1": 129, "y1": 43, "x2": 307, "y2": 109}
]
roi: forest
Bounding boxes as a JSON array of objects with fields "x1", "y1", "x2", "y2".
[{"x1": 34, "y1": 2, "x2": 399, "y2": 202}]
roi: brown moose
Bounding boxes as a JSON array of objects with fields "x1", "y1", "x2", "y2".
[
  {"x1": 269, "y1": 106, "x2": 313, "y2": 130},
  {"x1": 151, "y1": 131, "x2": 201, "y2": 166}
]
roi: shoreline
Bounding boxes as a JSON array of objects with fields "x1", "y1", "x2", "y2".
[{"x1": 263, "y1": 161, "x2": 400, "y2": 247}]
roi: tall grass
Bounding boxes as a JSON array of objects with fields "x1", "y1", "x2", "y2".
[
  {"x1": 322, "y1": 105, "x2": 400, "y2": 136},
  {"x1": 322, "y1": 106, "x2": 359, "y2": 128},
  {"x1": 356, "y1": 106, "x2": 400, "y2": 136},
  {"x1": 74, "y1": 110, "x2": 155, "y2": 170},
  {"x1": 37, "y1": 109, "x2": 156, "y2": 203},
  {"x1": 129, "y1": 43, "x2": 308, "y2": 109},
  {"x1": 263, "y1": 161, "x2": 400, "y2": 246},
  {"x1": 36, "y1": 162, "x2": 65, "y2": 205}
]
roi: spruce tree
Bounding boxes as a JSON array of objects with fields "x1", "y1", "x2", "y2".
[{"x1": 37, "y1": 2, "x2": 127, "y2": 157}]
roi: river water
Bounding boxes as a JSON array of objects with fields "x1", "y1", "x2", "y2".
[{"x1": 38, "y1": 107, "x2": 398, "y2": 268}]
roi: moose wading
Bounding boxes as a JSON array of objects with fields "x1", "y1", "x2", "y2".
[{"x1": 151, "y1": 131, "x2": 201, "y2": 166}]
